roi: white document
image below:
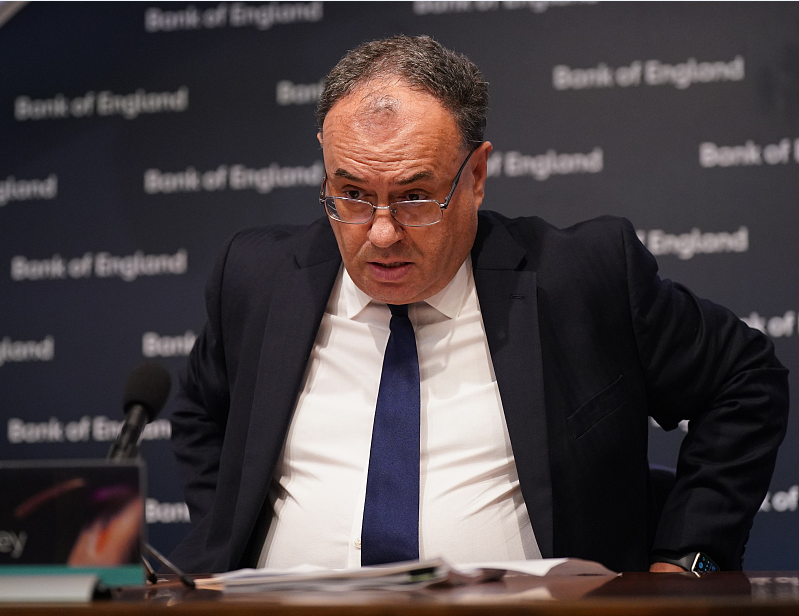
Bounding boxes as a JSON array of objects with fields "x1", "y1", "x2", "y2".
[
  {"x1": 457, "y1": 558, "x2": 616, "y2": 577},
  {"x1": 196, "y1": 558, "x2": 616, "y2": 593}
]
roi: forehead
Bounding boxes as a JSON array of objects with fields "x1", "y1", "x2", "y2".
[{"x1": 321, "y1": 81, "x2": 462, "y2": 174}]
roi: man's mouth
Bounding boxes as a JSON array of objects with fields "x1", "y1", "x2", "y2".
[{"x1": 367, "y1": 261, "x2": 412, "y2": 281}]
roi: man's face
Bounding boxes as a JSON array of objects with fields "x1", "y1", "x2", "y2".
[{"x1": 319, "y1": 80, "x2": 492, "y2": 305}]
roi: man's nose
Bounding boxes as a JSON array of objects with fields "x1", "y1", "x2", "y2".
[{"x1": 367, "y1": 207, "x2": 404, "y2": 248}]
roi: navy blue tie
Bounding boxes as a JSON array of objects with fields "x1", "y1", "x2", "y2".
[{"x1": 361, "y1": 303, "x2": 420, "y2": 565}]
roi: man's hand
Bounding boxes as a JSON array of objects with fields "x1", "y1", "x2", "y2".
[{"x1": 649, "y1": 562, "x2": 686, "y2": 573}]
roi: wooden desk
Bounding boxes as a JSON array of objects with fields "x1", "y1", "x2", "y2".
[{"x1": 4, "y1": 572, "x2": 799, "y2": 615}]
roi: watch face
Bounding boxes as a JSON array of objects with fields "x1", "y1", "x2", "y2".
[{"x1": 693, "y1": 553, "x2": 719, "y2": 572}]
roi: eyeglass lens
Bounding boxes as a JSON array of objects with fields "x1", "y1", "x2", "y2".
[{"x1": 326, "y1": 198, "x2": 442, "y2": 226}]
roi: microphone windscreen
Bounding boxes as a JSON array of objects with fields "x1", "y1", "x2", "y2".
[{"x1": 123, "y1": 361, "x2": 172, "y2": 421}]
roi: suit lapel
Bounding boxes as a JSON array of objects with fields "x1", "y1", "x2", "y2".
[
  {"x1": 229, "y1": 223, "x2": 342, "y2": 569},
  {"x1": 472, "y1": 215, "x2": 554, "y2": 558}
]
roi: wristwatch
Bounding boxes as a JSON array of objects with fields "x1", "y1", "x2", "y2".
[{"x1": 653, "y1": 552, "x2": 720, "y2": 572}]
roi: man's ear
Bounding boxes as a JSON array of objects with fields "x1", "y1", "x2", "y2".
[
  {"x1": 471, "y1": 141, "x2": 493, "y2": 210},
  {"x1": 317, "y1": 132, "x2": 323, "y2": 147}
]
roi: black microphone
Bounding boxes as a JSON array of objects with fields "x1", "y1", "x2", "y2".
[
  {"x1": 107, "y1": 361, "x2": 172, "y2": 461},
  {"x1": 105, "y1": 362, "x2": 193, "y2": 588}
]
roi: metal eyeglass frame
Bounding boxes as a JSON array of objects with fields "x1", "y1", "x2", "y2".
[{"x1": 319, "y1": 147, "x2": 477, "y2": 227}]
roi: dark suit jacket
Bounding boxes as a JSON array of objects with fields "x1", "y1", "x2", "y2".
[{"x1": 169, "y1": 210, "x2": 789, "y2": 573}]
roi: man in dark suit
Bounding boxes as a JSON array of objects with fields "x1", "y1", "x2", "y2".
[{"x1": 169, "y1": 35, "x2": 789, "y2": 574}]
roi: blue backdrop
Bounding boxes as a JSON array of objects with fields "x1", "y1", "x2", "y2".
[{"x1": 1, "y1": 1, "x2": 797, "y2": 569}]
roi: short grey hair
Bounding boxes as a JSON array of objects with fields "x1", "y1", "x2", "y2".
[{"x1": 317, "y1": 35, "x2": 488, "y2": 149}]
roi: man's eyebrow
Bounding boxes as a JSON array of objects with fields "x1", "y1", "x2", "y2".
[
  {"x1": 333, "y1": 168, "x2": 364, "y2": 182},
  {"x1": 332, "y1": 169, "x2": 437, "y2": 185},
  {"x1": 396, "y1": 171, "x2": 435, "y2": 185}
]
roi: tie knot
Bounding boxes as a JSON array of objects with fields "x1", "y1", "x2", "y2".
[{"x1": 388, "y1": 304, "x2": 409, "y2": 318}]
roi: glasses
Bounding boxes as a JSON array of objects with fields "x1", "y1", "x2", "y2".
[{"x1": 320, "y1": 148, "x2": 476, "y2": 227}]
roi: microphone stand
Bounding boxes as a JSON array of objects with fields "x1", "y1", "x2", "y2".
[
  {"x1": 107, "y1": 435, "x2": 195, "y2": 588},
  {"x1": 141, "y1": 542, "x2": 196, "y2": 589},
  {"x1": 110, "y1": 362, "x2": 192, "y2": 587}
]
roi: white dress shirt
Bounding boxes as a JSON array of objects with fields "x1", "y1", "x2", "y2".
[{"x1": 258, "y1": 257, "x2": 541, "y2": 568}]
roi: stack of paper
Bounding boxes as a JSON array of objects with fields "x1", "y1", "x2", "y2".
[{"x1": 195, "y1": 558, "x2": 615, "y2": 593}]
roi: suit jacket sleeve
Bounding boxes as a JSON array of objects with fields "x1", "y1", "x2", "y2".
[
  {"x1": 621, "y1": 221, "x2": 789, "y2": 570},
  {"x1": 169, "y1": 232, "x2": 237, "y2": 529}
]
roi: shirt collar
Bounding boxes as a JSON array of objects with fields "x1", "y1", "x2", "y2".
[
  {"x1": 341, "y1": 257, "x2": 471, "y2": 321},
  {"x1": 341, "y1": 268, "x2": 373, "y2": 319}
]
